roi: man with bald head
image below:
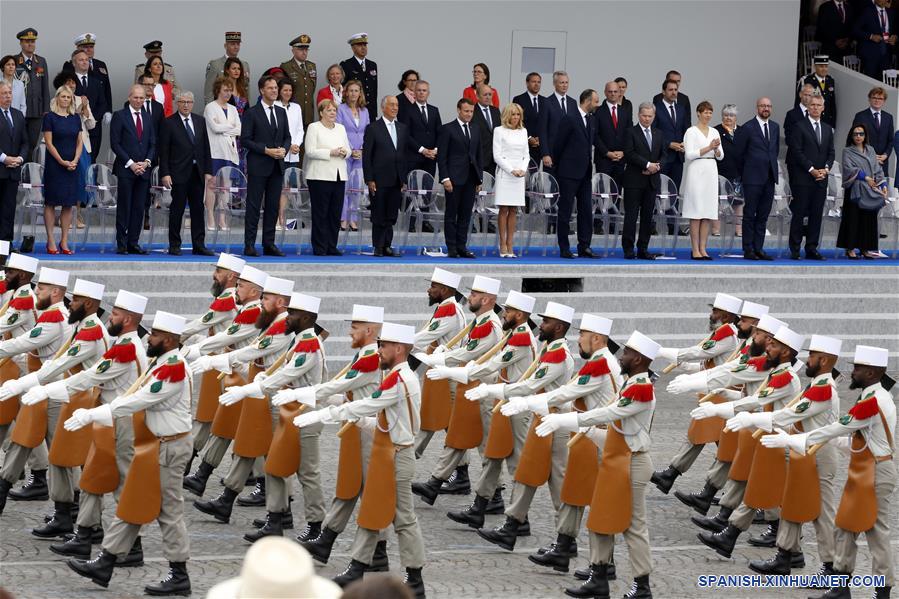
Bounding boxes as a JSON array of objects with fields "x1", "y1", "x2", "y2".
[{"x1": 594, "y1": 80, "x2": 632, "y2": 189}]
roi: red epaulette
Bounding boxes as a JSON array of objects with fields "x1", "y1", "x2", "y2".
[
  {"x1": 379, "y1": 370, "x2": 400, "y2": 391},
  {"x1": 293, "y1": 337, "x2": 321, "y2": 353},
  {"x1": 37, "y1": 309, "x2": 64, "y2": 324},
  {"x1": 9, "y1": 295, "x2": 33, "y2": 311},
  {"x1": 540, "y1": 347, "x2": 568, "y2": 363},
  {"x1": 710, "y1": 324, "x2": 735, "y2": 342},
  {"x1": 803, "y1": 380, "x2": 833, "y2": 402},
  {"x1": 740, "y1": 343, "x2": 750, "y2": 355},
  {"x1": 265, "y1": 319, "x2": 287, "y2": 336},
  {"x1": 233, "y1": 306, "x2": 261, "y2": 325},
  {"x1": 74, "y1": 325, "x2": 104, "y2": 342},
  {"x1": 847, "y1": 396, "x2": 879, "y2": 420},
  {"x1": 578, "y1": 357, "x2": 610, "y2": 377},
  {"x1": 209, "y1": 295, "x2": 237, "y2": 312},
  {"x1": 621, "y1": 381, "x2": 654, "y2": 402},
  {"x1": 351, "y1": 352, "x2": 380, "y2": 373},
  {"x1": 103, "y1": 341, "x2": 137, "y2": 363},
  {"x1": 153, "y1": 361, "x2": 186, "y2": 383},
  {"x1": 507, "y1": 331, "x2": 532, "y2": 347},
  {"x1": 766, "y1": 369, "x2": 794, "y2": 389},
  {"x1": 747, "y1": 356, "x2": 768, "y2": 371},
  {"x1": 433, "y1": 303, "x2": 457, "y2": 319},
  {"x1": 469, "y1": 320, "x2": 494, "y2": 340},
  {"x1": 0, "y1": 280, "x2": 7, "y2": 295}
]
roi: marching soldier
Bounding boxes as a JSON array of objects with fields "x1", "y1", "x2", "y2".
[
  {"x1": 650, "y1": 292, "x2": 742, "y2": 494},
  {"x1": 14, "y1": 27, "x2": 50, "y2": 154},
  {"x1": 293, "y1": 322, "x2": 426, "y2": 598},
  {"x1": 40, "y1": 290, "x2": 148, "y2": 562},
  {"x1": 761, "y1": 344, "x2": 895, "y2": 599},
  {"x1": 799, "y1": 56, "x2": 837, "y2": 128},
  {"x1": 280, "y1": 35, "x2": 316, "y2": 131},
  {"x1": 473, "y1": 302, "x2": 577, "y2": 551},
  {"x1": 413, "y1": 268, "x2": 467, "y2": 459},
  {"x1": 340, "y1": 33, "x2": 378, "y2": 122},
  {"x1": 182, "y1": 264, "x2": 267, "y2": 496},
  {"x1": 133, "y1": 40, "x2": 179, "y2": 94},
  {"x1": 537, "y1": 331, "x2": 661, "y2": 599},
  {"x1": 190, "y1": 277, "x2": 295, "y2": 523},
  {"x1": 204, "y1": 32, "x2": 250, "y2": 105},
  {"x1": 64, "y1": 311, "x2": 195, "y2": 597},
  {"x1": 410, "y1": 275, "x2": 503, "y2": 503},
  {"x1": 0, "y1": 267, "x2": 72, "y2": 513},
  {"x1": 280, "y1": 305, "x2": 386, "y2": 567}
]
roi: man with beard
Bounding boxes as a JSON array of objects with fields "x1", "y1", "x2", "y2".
[
  {"x1": 650, "y1": 292, "x2": 743, "y2": 495},
  {"x1": 279, "y1": 305, "x2": 385, "y2": 569},
  {"x1": 412, "y1": 268, "x2": 467, "y2": 459},
  {"x1": 190, "y1": 277, "x2": 295, "y2": 524},
  {"x1": 222, "y1": 293, "x2": 326, "y2": 544},
  {"x1": 0, "y1": 267, "x2": 71, "y2": 513},
  {"x1": 761, "y1": 344, "x2": 895, "y2": 599},
  {"x1": 410, "y1": 276, "x2": 502, "y2": 505},
  {"x1": 178, "y1": 253, "x2": 244, "y2": 473},
  {"x1": 64, "y1": 311, "x2": 195, "y2": 597},
  {"x1": 537, "y1": 330, "x2": 660, "y2": 599},
  {"x1": 37, "y1": 291, "x2": 148, "y2": 563},
  {"x1": 726, "y1": 335, "x2": 841, "y2": 580},
  {"x1": 427, "y1": 290, "x2": 538, "y2": 520},
  {"x1": 0, "y1": 279, "x2": 109, "y2": 538},
  {"x1": 181, "y1": 264, "x2": 267, "y2": 497}
]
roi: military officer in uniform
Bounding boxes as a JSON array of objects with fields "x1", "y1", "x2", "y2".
[
  {"x1": 340, "y1": 33, "x2": 378, "y2": 122},
  {"x1": 133, "y1": 40, "x2": 179, "y2": 93},
  {"x1": 64, "y1": 311, "x2": 194, "y2": 597},
  {"x1": 280, "y1": 35, "x2": 316, "y2": 131},
  {"x1": 798, "y1": 56, "x2": 837, "y2": 128},
  {"x1": 14, "y1": 28, "x2": 50, "y2": 155},
  {"x1": 204, "y1": 32, "x2": 250, "y2": 105}
]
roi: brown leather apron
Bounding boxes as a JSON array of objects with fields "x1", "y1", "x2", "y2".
[
  {"x1": 115, "y1": 411, "x2": 162, "y2": 525},
  {"x1": 587, "y1": 422, "x2": 633, "y2": 534},
  {"x1": 743, "y1": 404, "x2": 786, "y2": 509},
  {"x1": 9, "y1": 354, "x2": 49, "y2": 448},
  {"x1": 420, "y1": 374, "x2": 452, "y2": 432},
  {"x1": 264, "y1": 402, "x2": 304, "y2": 478},
  {"x1": 49, "y1": 364, "x2": 101, "y2": 467},
  {"x1": 483, "y1": 400, "x2": 514, "y2": 459},
  {"x1": 513, "y1": 411, "x2": 555, "y2": 487},
  {"x1": 233, "y1": 361, "x2": 275, "y2": 458},
  {"x1": 716, "y1": 428, "x2": 740, "y2": 462},
  {"x1": 0, "y1": 345, "x2": 21, "y2": 425},
  {"x1": 335, "y1": 420, "x2": 363, "y2": 500},
  {"x1": 560, "y1": 398, "x2": 599, "y2": 506},
  {"x1": 444, "y1": 380, "x2": 481, "y2": 449},
  {"x1": 834, "y1": 429, "x2": 885, "y2": 534},
  {"x1": 728, "y1": 428, "x2": 759, "y2": 481},
  {"x1": 196, "y1": 369, "x2": 223, "y2": 423},
  {"x1": 79, "y1": 422, "x2": 119, "y2": 495},
  {"x1": 688, "y1": 393, "x2": 727, "y2": 445},
  {"x1": 210, "y1": 370, "x2": 250, "y2": 439}
]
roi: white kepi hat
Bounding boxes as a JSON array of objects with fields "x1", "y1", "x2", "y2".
[
  {"x1": 37, "y1": 267, "x2": 69, "y2": 288},
  {"x1": 152, "y1": 311, "x2": 187, "y2": 336},
  {"x1": 430, "y1": 268, "x2": 461, "y2": 289},
  {"x1": 72, "y1": 279, "x2": 104, "y2": 301},
  {"x1": 263, "y1": 277, "x2": 294, "y2": 297},
  {"x1": 347, "y1": 304, "x2": 384, "y2": 324},
  {"x1": 756, "y1": 314, "x2": 787, "y2": 335},
  {"x1": 470, "y1": 275, "x2": 501, "y2": 296},
  {"x1": 379, "y1": 322, "x2": 416, "y2": 345},
  {"x1": 288, "y1": 293, "x2": 320, "y2": 314},
  {"x1": 773, "y1": 326, "x2": 804, "y2": 352},
  {"x1": 238, "y1": 265, "x2": 268, "y2": 288},
  {"x1": 502, "y1": 290, "x2": 536, "y2": 314},
  {"x1": 740, "y1": 301, "x2": 769, "y2": 320},
  {"x1": 625, "y1": 330, "x2": 661, "y2": 360},
  {"x1": 205, "y1": 537, "x2": 341, "y2": 599},
  {"x1": 7, "y1": 253, "x2": 39, "y2": 274},
  {"x1": 852, "y1": 345, "x2": 889, "y2": 367},
  {"x1": 216, "y1": 253, "x2": 246, "y2": 274},
  {"x1": 808, "y1": 334, "x2": 842, "y2": 357},
  {"x1": 579, "y1": 314, "x2": 613, "y2": 336},
  {"x1": 538, "y1": 301, "x2": 575, "y2": 324},
  {"x1": 711, "y1": 293, "x2": 742, "y2": 315},
  {"x1": 114, "y1": 290, "x2": 148, "y2": 315}
]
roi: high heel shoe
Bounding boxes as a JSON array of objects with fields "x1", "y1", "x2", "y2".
[
  {"x1": 845, "y1": 250, "x2": 859, "y2": 260},
  {"x1": 46, "y1": 245, "x2": 59, "y2": 255},
  {"x1": 60, "y1": 247, "x2": 74, "y2": 255}
]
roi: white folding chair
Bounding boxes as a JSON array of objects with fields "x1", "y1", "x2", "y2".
[
  {"x1": 474, "y1": 171, "x2": 498, "y2": 255},
  {"x1": 772, "y1": 172, "x2": 794, "y2": 257},
  {"x1": 653, "y1": 174, "x2": 682, "y2": 257},
  {"x1": 82, "y1": 163, "x2": 117, "y2": 252},
  {"x1": 880, "y1": 197, "x2": 899, "y2": 258},
  {"x1": 842, "y1": 55, "x2": 861, "y2": 72},
  {"x1": 210, "y1": 166, "x2": 248, "y2": 252},
  {"x1": 802, "y1": 42, "x2": 822, "y2": 73},
  {"x1": 30, "y1": 143, "x2": 45, "y2": 167},
  {"x1": 591, "y1": 173, "x2": 622, "y2": 257},
  {"x1": 340, "y1": 168, "x2": 371, "y2": 254},
  {"x1": 399, "y1": 169, "x2": 443, "y2": 253},
  {"x1": 883, "y1": 69, "x2": 899, "y2": 88},
  {"x1": 523, "y1": 171, "x2": 560, "y2": 256},
  {"x1": 15, "y1": 163, "x2": 44, "y2": 243},
  {"x1": 716, "y1": 176, "x2": 742, "y2": 256},
  {"x1": 147, "y1": 166, "x2": 175, "y2": 249},
  {"x1": 282, "y1": 167, "x2": 311, "y2": 254}
]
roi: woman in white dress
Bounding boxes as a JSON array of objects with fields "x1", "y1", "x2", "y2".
[
  {"x1": 276, "y1": 78, "x2": 305, "y2": 230},
  {"x1": 492, "y1": 103, "x2": 529, "y2": 257},
  {"x1": 682, "y1": 100, "x2": 723, "y2": 259}
]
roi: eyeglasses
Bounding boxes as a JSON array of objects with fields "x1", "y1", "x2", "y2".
[
  {"x1": 852, "y1": 132, "x2": 866, "y2": 136},
  {"x1": 177, "y1": 100, "x2": 194, "y2": 104}
]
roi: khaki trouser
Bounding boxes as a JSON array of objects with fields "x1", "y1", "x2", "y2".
[
  {"x1": 76, "y1": 416, "x2": 136, "y2": 529},
  {"x1": 432, "y1": 401, "x2": 494, "y2": 481},
  {"x1": 0, "y1": 402, "x2": 62, "y2": 483},
  {"x1": 191, "y1": 420, "x2": 212, "y2": 455},
  {"x1": 706, "y1": 458, "x2": 731, "y2": 490},
  {"x1": 589, "y1": 451, "x2": 653, "y2": 577},
  {"x1": 349, "y1": 446, "x2": 425, "y2": 568},
  {"x1": 414, "y1": 380, "x2": 467, "y2": 467},
  {"x1": 718, "y1": 479, "x2": 746, "y2": 510},
  {"x1": 200, "y1": 435, "x2": 231, "y2": 468},
  {"x1": 48, "y1": 464, "x2": 78, "y2": 503},
  {"x1": 473, "y1": 411, "x2": 530, "y2": 498},
  {"x1": 505, "y1": 429, "x2": 568, "y2": 523},
  {"x1": 731, "y1": 503, "x2": 780, "y2": 531},
  {"x1": 776, "y1": 443, "x2": 838, "y2": 562},
  {"x1": 321, "y1": 428, "x2": 385, "y2": 538},
  {"x1": 670, "y1": 437, "x2": 706, "y2": 474},
  {"x1": 103, "y1": 435, "x2": 192, "y2": 562},
  {"x1": 266, "y1": 422, "x2": 326, "y2": 522},
  {"x1": 833, "y1": 458, "x2": 897, "y2": 587}
]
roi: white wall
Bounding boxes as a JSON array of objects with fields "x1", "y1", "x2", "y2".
[{"x1": 2, "y1": 0, "x2": 800, "y2": 127}]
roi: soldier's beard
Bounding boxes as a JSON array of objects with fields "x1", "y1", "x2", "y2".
[
  {"x1": 107, "y1": 321, "x2": 123, "y2": 337},
  {"x1": 764, "y1": 355, "x2": 780, "y2": 370},
  {"x1": 211, "y1": 280, "x2": 225, "y2": 298},
  {"x1": 502, "y1": 317, "x2": 518, "y2": 331},
  {"x1": 579, "y1": 347, "x2": 592, "y2": 359},
  {"x1": 36, "y1": 295, "x2": 52, "y2": 310},
  {"x1": 849, "y1": 375, "x2": 865, "y2": 390},
  {"x1": 68, "y1": 305, "x2": 86, "y2": 324},
  {"x1": 428, "y1": 294, "x2": 440, "y2": 306},
  {"x1": 749, "y1": 340, "x2": 766, "y2": 356},
  {"x1": 805, "y1": 363, "x2": 822, "y2": 378},
  {"x1": 254, "y1": 308, "x2": 277, "y2": 331},
  {"x1": 147, "y1": 340, "x2": 166, "y2": 357},
  {"x1": 708, "y1": 317, "x2": 721, "y2": 332},
  {"x1": 538, "y1": 329, "x2": 555, "y2": 342},
  {"x1": 737, "y1": 326, "x2": 752, "y2": 339}
]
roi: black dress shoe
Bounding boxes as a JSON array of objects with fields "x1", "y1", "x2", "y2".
[
  {"x1": 458, "y1": 249, "x2": 476, "y2": 259},
  {"x1": 326, "y1": 248, "x2": 343, "y2": 256},
  {"x1": 168, "y1": 247, "x2": 182, "y2": 256},
  {"x1": 755, "y1": 251, "x2": 774, "y2": 261},
  {"x1": 702, "y1": 255, "x2": 713, "y2": 260},
  {"x1": 447, "y1": 249, "x2": 459, "y2": 258},
  {"x1": 244, "y1": 246, "x2": 259, "y2": 257},
  {"x1": 116, "y1": 248, "x2": 128, "y2": 255},
  {"x1": 373, "y1": 248, "x2": 385, "y2": 257},
  {"x1": 578, "y1": 248, "x2": 599, "y2": 259},
  {"x1": 263, "y1": 245, "x2": 285, "y2": 257},
  {"x1": 789, "y1": 251, "x2": 801, "y2": 260},
  {"x1": 192, "y1": 247, "x2": 215, "y2": 256},
  {"x1": 383, "y1": 247, "x2": 401, "y2": 257},
  {"x1": 560, "y1": 250, "x2": 575, "y2": 259},
  {"x1": 623, "y1": 251, "x2": 636, "y2": 259},
  {"x1": 805, "y1": 250, "x2": 825, "y2": 261},
  {"x1": 127, "y1": 246, "x2": 148, "y2": 255},
  {"x1": 637, "y1": 251, "x2": 660, "y2": 260}
]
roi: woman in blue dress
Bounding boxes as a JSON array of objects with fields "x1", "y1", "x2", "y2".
[{"x1": 42, "y1": 85, "x2": 83, "y2": 254}]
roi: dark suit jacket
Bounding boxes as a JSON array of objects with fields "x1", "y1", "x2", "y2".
[
  {"x1": 64, "y1": 57, "x2": 112, "y2": 114},
  {"x1": 513, "y1": 91, "x2": 548, "y2": 151},
  {"x1": 437, "y1": 120, "x2": 482, "y2": 186},
  {"x1": 653, "y1": 98, "x2": 690, "y2": 164},
  {"x1": 593, "y1": 101, "x2": 633, "y2": 173},
  {"x1": 158, "y1": 113, "x2": 212, "y2": 184},
  {"x1": 0, "y1": 107, "x2": 28, "y2": 180},
  {"x1": 362, "y1": 118, "x2": 411, "y2": 187},
  {"x1": 109, "y1": 107, "x2": 156, "y2": 179},
  {"x1": 340, "y1": 57, "x2": 378, "y2": 121},
  {"x1": 399, "y1": 102, "x2": 441, "y2": 172},
  {"x1": 621, "y1": 97, "x2": 633, "y2": 116},
  {"x1": 651, "y1": 92, "x2": 691, "y2": 117},
  {"x1": 854, "y1": 5, "x2": 897, "y2": 64},
  {"x1": 786, "y1": 117, "x2": 835, "y2": 188},
  {"x1": 733, "y1": 118, "x2": 780, "y2": 185},
  {"x1": 622, "y1": 124, "x2": 666, "y2": 190},
  {"x1": 14, "y1": 53, "x2": 49, "y2": 117},
  {"x1": 122, "y1": 99, "x2": 164, "y2": 137},
  {"x1": 542, "y1": 94, "x2": 577, "y2": 160},
  {"x1": 853, "y1": 108, "x2": 894, "y2": 159},
  {"x1": 784, "y1": 105, "x2": 808, "y2": 142},
  {"x1": 552, "y1": 110, "x2": 594, "y2": 180},
  {"x1": 816, "y1": 1, "x2": 855, "y2": 58},
  {"x1": 240, "y1": 102, "x2": 291, "y2": 177},
  {"x1": 471, "y1": 103, "x2": 501, "y2": 172},
  {"x1": 73, "y1": 72, "x2": 110, "y2": 120}
]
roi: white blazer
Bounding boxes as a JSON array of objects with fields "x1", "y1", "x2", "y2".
[
  {"x1": 203, "y1": 101, "x2": 241, "y2": 165},
  {"x1": 278, "y1": 101, "x2": 305, "y2": 164},
  {"x1": 304, "y1": 120, "x2": 352, "y2": 181},
  {"x1": 73, "y1": 96, "x2": 96, "y2": 154}
]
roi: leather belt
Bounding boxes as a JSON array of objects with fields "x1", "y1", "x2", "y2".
[
  {"x1": 158, "y1": 431, "x2": 189, "y2": 443},
  {"x1": 874, "y1": 454, "x2": 893, "y2": 463}
]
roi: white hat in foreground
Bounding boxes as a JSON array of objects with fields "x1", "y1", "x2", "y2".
[
  {"x1": 773, "y1": 326, "x2": 804, "y2": 353},
  {"x1": 114, "y1": 290, "x2": 148, "y2": 315},
  {"x1": 538, "y1": 301, "x2": 575, "y2": 324},
  {"x1": 712, "y1": 292, "x2": 742, "y2": 314},
  {"x1": 216, "y1": 253, "x2": 246, "y2": 273},
  {"x1": 7, "y1": 253, "x2": 38, "y2": 274},
  {"x1": 348, "y1": 304, "x2": 384, "y2": 324},
  {"x1": 431, "y1": 268, "x2": 461, "y2": 289},
  {"x1": 204, "y1": 537, "x2": 342, "y2": 599},
  {"x1": 808, "y1": 334, "x2": 842, "y2": 357},
  {"x1": 289, "y1": 293, "x2": 320, "y2": 314},
  {"x1": 72, "y1": 279, "x2": 104, "y2": 301},
  {"x1": 853, "y1": 345, "x2": 889, "y2": 367},
  {"x1": 502, "y1": 290, "x2": 536, "y2": 314},
  {"x1": 0, "y1": 240, "x2": 9, "y2": 257},
  {"x1": 263, "y1": 277, "x2": 294, "y2": 297},
  {"x1": 470, "y1": 275, "x2": 501, "y2": 296},
  {"x1": 152, "y1": 311, "x2": 187, "y2": 335},
  {"x1": 379, "y1": 322, "x2": 416, "y2": 345},
  {"x1": 626, "y1": 330, "x2": 661, "y2": 360},
  {"x1": 579, "y1": 314, "x2": 613, "y2": 336},
  {"x1": 756, "y1": 314, "x2": 787, "y2": 335},
  {"x1": 37, "y1": 267, "x2": 69, "y2": 288},
  {"x1": 740, "y1": 301, "x2": 769, "y2": 320},
  {"x1": 238, "y1": 265, "x2": 267, "y2": 288}
]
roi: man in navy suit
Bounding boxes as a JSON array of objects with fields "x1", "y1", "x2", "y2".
[
  {"x1": 241, "y1": 75, "x2": 291, "y2": 257},
  {"x1": 652, "y1": 70, "x2": 692, "y2": 116},
  {"x1": 733, "y1": 97, "x2": 780, "y2": 261},
  {"x1": 471, "y1": 85, "x2": 501, "y2": 174},
  {"x1": 553, "y1": 89, "x2": 599, "y2": 258},
  {"x1": 784, "y1": 84, "x2": 815, "y2": 142},
  {"x1": 63, "y1": 33, "x2": 113, "y2": 118},
  {"x1": 854, "y1": 0, "x2": 898, "y2": 79},
  {"x1": 816, "y1": 0, "x2": 855, "y2": 62},
  {"x1": 399, "y1": 80, "x2": 440, "y2": 176},
  {"x1": 0, "y1": 82, "x2": 28, "y2": 243},
  {"x1": 622, "y1": 103, "x2": 666, "y2": 260},
  {"x1": 541, "y1": 70, "x2": 575, "y2": 173},
  {"x1": 109, "y1": 85, "x2": 156, "y2": 254},
  {"x1": 785, "y1": 95, "x2": 834, "y2": 260},
  {"x1": 653, "y1": 79, "x2": 689, "y2": 187},
  {"x1": 594, "y1": 80, "x2": 632, "y2": 189},
  {"x1": 853, "y1": 86, "x2": 894, "y2": 166},
  {"x1": 437, "y1": 98, "x2": 482, "y2": 258},
  {"x1": 513, "y1": 72, "x2": 548, "y2": 165},
  {"x1": 69, "y1": 49, "x2": 109, "y2": 162}
]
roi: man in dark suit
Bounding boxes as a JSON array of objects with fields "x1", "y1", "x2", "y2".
[
  {"x1": 363, "y1": 96, "x2": 411, "y2": 256},
  {"x1": 853, "y1": 86, "x2": 894, "y2": 166},
  {"x1": 14, "y1": 28, "x2": 50, "y2": 157},
  {"x1": 553, "y1": 89, "x2": 599, "y2": 259},
  {"x1": 622, "y1": 103, "x2": 666, "y2": 260},
  {"x1": 784, "y1": 83, "x2": 815, "y2": 142},
  {"x1": 158, "y1": 92, "x2": 213, "y2": 256},
  {"x1": 133, "y1": 74, "x2": 165, "y2": 141},
  {"x1": 471, "y1": 85, "x2": 501, "y2": 174},
  {"x1": 651, "y1": 70, "x2": 692, "y2": 116},
  {"x1": 798, "y1": 56, "x2": 837, "y2": 128},
  {"x1": 653, "y1": 78, "x2": 690, "y2": 187},
  {"x1": 64, "y1": 33, "x2": 113, "y2": 118},
  {"x1": 513, "y1": 72, "x2": 548, "y2": 165},
  {"x1": 785, "y1": 95, "x2": 834, "y2": 260},
  {"x1": 340, "y1": 33, "x2": 378, "y2": 122},
  {"x1": 109, "y1": 85, "x2": 156, "y2": 255},
  {"x1": 594, "y1": 80, "x2": 633, "y2": 189},
  {"x1": 854, "y1": 0, "x2": 897, "y2": 79},
  {"x1": 816, "y1": 0, "x2": 855, "y2": 61},
  {"x1": 541, "y1": 70, "x2": 574, "y2": 173},
  {"x1": 0, "y1": 82, "x2": 28, "y2": 243},
  {"x1": 240, "y1": 75, "x2": 291, "y2": 257},
  {"x1": 69, "y1": 49, "x2": 110, "y2": 162},
  {"x1": 437, "y1": 98, "x2": 482, "y2": 258},
  {"x1": 733, "y1": 97, "x2": 780, "y2": 261},
  {"x1": 399, "y1": 80, "x2": 440, "y2": 175}
]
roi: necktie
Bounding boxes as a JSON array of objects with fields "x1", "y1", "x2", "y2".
[
  {"x1": 184, "y1": 117, "x2": 196, "y2": 143},
  {"x1": 145, "y1": 100, "x2": 151, "y2": 115},
  {"x1": 25, "y1": 58, "x2": 31, "y2": 70},
  {"x1": 875, "y1": 112, "x2": 881, "y2": 129},
  {"x1": 669, "y1": 103, "x2": 676, "y2": 125},
  {"x1": 269, "y1": 105, "x2": 277, "y2": 131},
  {"x1": 814, "y1": 120, "x2": 821, "y2": 144},
  {"x1": 763, "y1": 122, "x2": 770, "y2": 143},
  {"x1": 81, "y1": 75, "x2": 87, "y2": 89},
  {"x1": 463, "y1": 122, "x2": 471, "y2": 142},
  {"x1": 837, "y1": 2, "x2": 845, "y2": 23},
  {"x1": 300, "y1": 62, "x2": 306, "y2": 72},
  {"x1": 420, "y1": 105, "x2": 427, "y2": 123},
  {"x1": 611, "y1": 104, "x2": 618, "y2": 128},
  {"x1": 484, "y1": 107, "x2": 492, "y2": 128},
  {"x1": 644, "y1": 127, "x2": 652, "y2": 147},
  {"x1": 533, "y1": 96, "x2": 538, "y2": 113},
  {"x1": 3, "y1": 110, "x2": 13, "y2": 133},
  {"x1": 135, "y1": 112, "x2": 143, "y2": 141},
  {"x1": 560, "y1": 97, "x2": 567, "y2": 114},
  {"x1": 881, "y1": 9, "x2": 888, "y2": 35},
  {"x1": 360, "y1": 60, "x2": 365, "y2": 72},
  {"x1": 387, "y1": 120, "x2": 397, "y2": 148}
]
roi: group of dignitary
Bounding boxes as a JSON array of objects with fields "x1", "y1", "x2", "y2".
[{"x1": 0, "y1": 250, "x2": 892, "y2": 599}]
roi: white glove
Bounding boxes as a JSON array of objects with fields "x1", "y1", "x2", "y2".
[
  {"x1": 20, "y1": 385, "x2": 49, "y2": 406},
  {"x1": 690, "y1": 401, "x2": 735, "y2": 420},
  {"x1": 535, "y1": 412, "x2": 579, "y2": 437},
  {"x1": 465, "y1": 383, "x2": 504, "y2": 402},
  {"x1": 432, "y1": 345, "x2": 448, "y2": 354},
  {"x1": 220, "y1": 382, "x2": 262, "y2": 406},
  {"x1": 725, "y1": 411, "x2": 773, "y2": 432},
  {"x1": 667, "y1": 373, "x2": 707, "y2": 395},
  {"x1": 64, "y1": 404, "x2": 112, "y2": 431},
  {"x1": 190, "y1": 355, "x2": 214, "y2": 376},
  {"x1": 293, "y1": 409, "x2": 324, "y2": 428},
  {"x1": 658, "y1": 347, "x2": 679, "y2": 363},
  {"x1": 500, "y1": 397, "x2": 529, "y2": 416},
  {"x1": 45, "y1": 380, "x2": 70, "y2": 402},
  {"x1": 527, "y1": 395, "x2": 550, "y2": 416},
  {"x1": 426, "y1": 365, "x2": 470, "y2": 384},
  {"x1": 585, "y1": 426, "x2": 606, "y2": 448},
  {"x1": 273, "y1": 385, "x2": 317, "y2": 407},
  {"x1": 679, "y1": 362, "x2": 701, "y2": 373},
  {"x1": 760, "y1": 429, "x2": 809, "y2": 455},
  {"x1": 0, "y1": 383, "x2": 18, "y2": 402},
  {"x1": 183, "y1": 344, "x2": 202, "y2": 362},
  {"x1": 252, "y1": 372, "x2": 269, "y2": 384}
]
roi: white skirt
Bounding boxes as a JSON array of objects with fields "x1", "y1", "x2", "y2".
[
  {"x1": 681, "y1": 158, "x2": 720, "y2": 220},
  {"x1": 494, "y1": 169, "x2": 526, "y2": 207}
]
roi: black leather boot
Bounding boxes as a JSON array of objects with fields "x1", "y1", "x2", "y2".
[
  {"x1": 565, "y1": 563, "x2": 610, "y2": 599},
  {"x1": 366, "y1": 540, "x2": 389, "y2": 572},
  {"x1": 145, "y1": 561, "x2": 191, "y2": 596},
  {"x1": 752, "y1": 509, "x2": 766, "y2": 524},
  {"x1": 476, "y1": 516, "x2": 520, "y2": 551},
  {"x1": 517, "y1": 517, "x2": 531, "y2": 537},
  {"x1": 529, "y1": 533, "x2": 576, "y2": 572},
  {"x1": 691, "y1": 506, "x2": 733, "y2": 533},
  {"x1": 575, "y1": 558, "x2": 617, "y2": 581},
  {"x1": 244, "y1": 511, "x2": 282, "y2": 543},
  {"x1": 237, "y1": 476, "x2": 266, "y2": 507},
  {"x1": 183, "y1": 449, "x2": 197, "y2": 477},
  {"x1": 116, "y1": 536, "x2": 144, "y2": 567},
  {"x1": 484, "y1": 486, "x2": 505, "y2": 514},
  {"x1": 874, "y1": 586, "x2": 891, "y2": 599},
  {"x1": 698, "y1": 524, "x2": 741, "y2": 559},
  {"x1": 748, "y1": 520, "x2": 779, "y2": 547},
  {"x1": 749, "y1": 547, "x2": 792, "y2": 575},
  {"x1": 439, "y1": 465, "x2": 470, "y2": 495},
  {"x1": 0, "y1": 478, "x2": 10, "y2": 515},
  {"x1": 295, "y1": 520, "x2": 320, "y2": 541},
  {"x1": 32, "y1": 501, "x2": 74, "y2": 538},
  {"x1": 253, "y1": 511, "x2": 294, "y2": 530},
  {"x1": 403, "y1": 567, "x2": 426, "y2": 599},
  {"x1": 10, "y1": 468, "x2": 48, "y2": 500},
  {"x1": 535, "y1": 533, "x2": 577, "y2": 557},
  {"x1": 411, "y1": 476, "x2": 445, "y2": 506},
  {"x1": 674, "y1": 481, "x2": 718, "y2": 516},
  {"x1": 182, "y1": 461, "x2": 214, "y2": 497},
  {"x1": 623, "y1": 574, "x2": 653, "y2": 599},
  {"x1": 446, "y1": 494, "x2": 488, "y2": 528},
  {"x1": 49, "y1": 525, "x2": 93, "y2": 558},
  {"x1": 808, "y1": 570, "x2": 851, "y2": 599},
  {"x1": 802, "y1": 562, "x2": 835, "y2": 589},
  {"x1": 791, "y1": 551, "x2": 806, "y2": 569},
  {"x1": 194, "y1": 487, "x2": 238, "y2": 523},
  {"x1": 649, "y1": 465, "x2": 680, "y2": 494},
  {"x1": 67, "y1": 549, "x2": 117, "y2": 587},
  {"x1": 333, "y1": 559, "x2": 366, "y2": 588},
  {"x1": 301, "y1": 526, "x2": 338, "y2": 564}
]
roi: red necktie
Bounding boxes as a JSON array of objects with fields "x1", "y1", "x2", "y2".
[
  {"x1": 611, "y1": 104, "x2": 618, "y2": 128},
  {"x1": 135, "y1": 112, "x2": 143, "y2": 141}
]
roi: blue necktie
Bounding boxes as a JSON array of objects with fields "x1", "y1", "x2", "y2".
[
  {"x1": 3, "y1": 110, "x2": 12, "y2": 133},
  {"x1": 183, "y1": 117, "x2": 196, "y2": 144}
]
